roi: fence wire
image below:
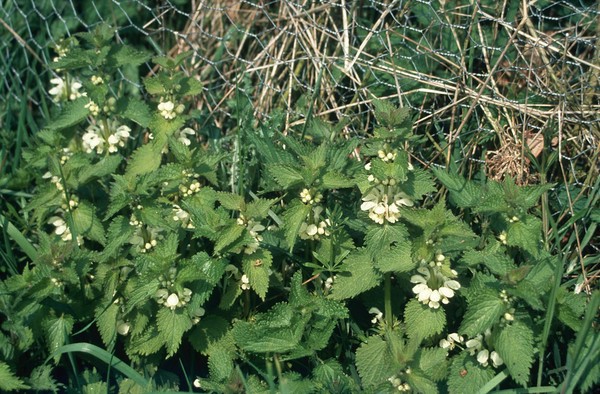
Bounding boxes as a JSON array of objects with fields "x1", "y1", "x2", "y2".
[{"x1": 1, "y1": 0, "x2": 598, "y2": 189}]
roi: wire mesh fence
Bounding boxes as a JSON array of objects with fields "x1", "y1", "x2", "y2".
[{"x1": 1, "y1": 0, "x2": 598, "y2": 187}]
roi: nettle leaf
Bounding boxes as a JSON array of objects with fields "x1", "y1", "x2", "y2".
[
  {"x1": 156, "y1": 308, "x2": 193, "y2": 358},
  {"x1": 117, "y1": 97, "x2": 152, "y2": 128},
  {"x1": 404, "y1": 299, "x2": 446, "y2": 341},
  {"x1": 329, "y1": 249, "x2": 380, "y2": 300},
  {"x1": 556, "y1": 287, "x2": 587, "y2": 331},
  {"x1": 207, "y1": 342, "x2": 234, "y2": 383},
  {"x1": 44, "y1": 98, "x2": 89, "y2": 131},
  {"x1": 179, "y1": 76, "x2": 203, "y2": 97},
  {"x1": 217, "y1": 192, "x2": 245, "y2": 211},
  {"x1": 364, "y1": 223, "x2": 408, "y2": 259},
  {"x1": 245, "y1": 197, "x2": 277, "y2": 219},
  {"x1": 0, "y1": 362, "x2": 29, "y2": 391},
  {"x1": 406, "y1": 373, "x2": 439, "y2": 394},
  {"x1": 189, "y1": 315, "x2": 230, "y2": 354},
  {"x1": 282, "y1": 202, "x2": 311, "y2": 249},
  {"x1": 355, "y1": 335, "x2": 396, "y2": 388},
  {"x1": 232, "y1": 303, "x2": 305, "y2": 353},
  {"x1": 321, "y1": 171, "x2": 354, "y2": 189},
  {"x1": 507, "y1": 216, "x2": 542, "y2": 257},
  {"x1": 242, "y1": 249, "x2": 273, "y2": 300},
  {"x1": 128, "y1": 326, "x2": 164, "y2": 357},
  {"x1": 71, "y1": 201, "x2": 105, "y2": 244},
  {"x1": 100, "y1": 215, "x2": 134, "y2": 262},
  {"x1": 44, "y1": 314, "x2": 74, "y2": 362},
  {"x1": 519, "y1": 183, "x2": 554, "y2": 210},
  {"x1": 375, "y1": 244, "x2": 414, "y2": 273},
  {"x1": 433, "y1": 169, "x2": 481, "y2": 209},
  {"x1": 143, "y1": 76, "x2": 167, "y2": 95},
  {"x1": 124, "y1": 137, "x2": 166, "y2": 180},
  {"x1": 266, "y1": 164, "x2": 305, "y2": 189},
  {"x1": 416, "y1": 347, "x2": 449, "y2": 382},
  {"x1": 461, "y1": 245, "x2": 516, "y2": 276},
  {"x1": 373, "y1": 99, "x2": 411, "y2": 130},
  {"x1": 213, "y1": 222, "x2": 245, "y2": 255},
  {"x1": 107, "y1": 45, "x2": 151, "y2": 67},
  {"x1": 459, "y1": 290, "x2": 505, "y2": 337},
  {"x1": 95, "y1": 303, "x2": 119, "y2": 347},
  {"x1": 77, "y1": 154, "x2": 122, "y2": 185},
  {"x1": 495, "y1": 321, "x2": 534, "y2": 386},
  {"x1": 447, "y1": 351, "x2": 495, "y2": 394}
]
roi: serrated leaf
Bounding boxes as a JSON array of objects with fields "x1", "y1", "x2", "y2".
[
  {"x1": 44, "y1": 98, "x2": 89, "y2": 131},
  {"x1": 365, "y1": 223, "x2": 408, "y2": 259},
  {"x1": 329, "y1": 249, "x2": 380, "y2": 300},
  {"x1": 77, "y1": 154, "x2": 122, "y2": 185},
  {"x1": 459, "y1": 291, "x2": 505, "y2": 337},
  {"x1": 242, "y1": 249, "x2": 272, "y2": 300},
  {"x1": 207, "y1": 343, "x2": 234, "y2": 382},
  {"x1": 189, "y1": 315, "x2": 230, "y2": 354},
  {"x1": 108, "y1": 45, "x2": 151, "y2": 67},
  {"x1": 495, "y1": 321, "x2": 534, "y2": 386},
  {"x1": 355, "y1": 336, "x2": 396, "y2": 388},
  {"x1": 245, "y1": 197, "x2": 277, "y2": 219},
  {"x1": 95, "y1": 303, "x2": 119, "y2": 347},
  {"x1": 44, "y1": 314, "x2": 74, "y2": 362},
  {"x1": 416, "y1": 347, "x2": 449, "y2": 381},
  {"x1": 157, "y1": 308, "x2": 193, "y2": 357},
  {"x1": 0, "y1": 362, "x2": 29, "y2": 391},
  {"x1": 71, "y1": 202, "x2": 105, "y2": 244},
  {"x1": 406, "y1": 372, "x2": 439, "y2": 394},
  {"x1": 447, "y1": 352, "x2": 495, "y2": 394},
  {"x1": 100, "y1": 216, "x2": 134, "y2": 262},
  {"x1": 282, "y1": 203, "x2": 311, "y2": 249},
  {"x1": 321, "y1": 172, "x2": 354, "y2": 189},
  {"x1": 143, "y1": 76, "x2": 166, "y2": 95},
  {"x1": 404, "y1": 299, "x2": 446, "y2": 341},
  {"x1": 217, "y1": 192, "x2": 245, "y2": 211},
  {"x1": 179, "y1": 76, "x2": 203, "y2": 97},
  {"x1": 507, "y1": 216, "x2": 542, "y2": 257},
  {"x1": 128, "y1": 327, "x2": 164, "y2": 357},
  {"x1": 375, "y1": 244, "x2": 415, "y2": 273},
  {"x1": 117, "y1": 97, "x2": 152, "y2": 128},
  {"x1": 556, "y1": 287, "x2": 587, "y2": 331},
  {"x1": 124, "y1": 279, "x2": 160, "y2": 314},
  {"x1": 267, "y1": 164, "x2": 305, "y2": 188},
  {"x1": 124, "y1": 138, "x2": 165, "y2": 180},
  {"x1": 213, "y1": 222, "x2": 245, "y2": 255},
  {"x1": 433, "y1": 169, "x2": 481, "y2": 209}
]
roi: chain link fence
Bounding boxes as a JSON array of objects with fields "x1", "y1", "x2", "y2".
[{"x1": 1, "y1": 0, "x2": 598, "y2": 188}]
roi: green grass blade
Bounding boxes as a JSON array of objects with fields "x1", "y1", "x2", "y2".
[
  {"x1": 0, "y1": 213, "x2": 37, "y2": 261},
  {"x1": 48, "y1": 342, "x2": 150, "y2": 388}
]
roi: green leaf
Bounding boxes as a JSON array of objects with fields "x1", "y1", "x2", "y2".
[
  {"x1": 242, "y1": 249, "x2": 272, "y2": 300},
  {"x1": 124, "y1": 138, "x2": 165, "y2": 180},
  {"x1": 404, "y1": 299, "x2": 446, "y2": 341},
  {"x1": 213, "y1": 222, "x2": 245, "y2": 255},
  {"x1": 321, "y1": 171, "x2": 354, "y2": 189},
  {"x1": 433, "y1": 169, "x2": 481, "y2": 209},
  {"x1": 282, "y1": 203, "x2": 311, "y2": 249},
  {"x1": 157, "y1": 308, "x2": 193, "y2": 358},
  {"x1": 507, "y1": 216, "x2": 542, "y2": 257},
  {"x1": 244, "y1": 197, "x2": 277, "y2": 219},
  {"x1": 108, "y1": 45, "x2": 151, "y2": 67},
  {"x1": 329, "y1": 249, "x2": 380, "y2": 300},
  {"x1": 77, "y1": 154, "x2": 122, "y2": 185},
  {"x1": 0, "y1": 362, "x2": 29, "y2": 391},
  {"x1": 44, "y1": 98, "x2": 89, "y2": 131},
  {"x1": 179, "y1": 76, "x2": 203, "y2": 97},
  {"x1": 495, "y1": 321, "x2": 534, "y2": 386},
  {"x1": 100, "y1": 216, "x2": 134, "y2": 262},
  {"x1": 416, "y1": 347, "x2": 449, "y2": 381},
  {"x1": 143, "y1": 76, "x2": 167, "y2": 95},
  {"x1": 375, "y1": 244, "x2": 415, "y2": 273},
  {"x1": 266, "y1": 164, "x2": 305, "y2": 188},
  {"x1": 556, "y1": 287, "x2": 587, "y2": 331},
  {"x1": 459, "y1": 291, "x2": 505, "y2": 337},
  {"x1": 447, "y1": 352, "x2": 495, "y2": 394},
  {"x1": 372, "y1": 99, "x2": 411, "y2": 130},
  {"x1": 95, "y1": 303, "x2": 119, "y2": 347},
  {"x1": 217, "y1": 192, "x2": 245, "y2": 211},
  {"x1": 355, "y1": 335, "x2": 396, "y2": 388},
  {"x1": 44, "y1": 314, "x2": 74, "y2": 362},
  {"x1": 71, "y1": 201, "x2": 106, "y2": 244},
  {"x1": 207, "y1": 343, "x2": 234, "y2": 382},
  {"x1": 117, "y1": 97, "x2": 152, "y2": 128},
  {"x1": 364, "y1": 223, "x2": 408, "y2": 259}
]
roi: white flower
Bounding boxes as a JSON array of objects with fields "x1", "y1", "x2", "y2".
[
  {"x1": 107, "y1": 125, "x2": 131, "y2": 153},
  {"x1": 466, "y1": 336, "x2": 483, "y2": 355},
  {"x1": 174, "y1": 127, "x2": 196, "y2": 146},
  {"x1": 48, "y1": 76, "x2": 85, "y2": 102},
  {"x1": 369, "y1": 307, "x2": 383, "y2": 324},
  {"x1": 241, "y1": 274, "x2": 250, "y2": 290},
  {"x1": 82, "y1": 128, "x2": 104, "y2": 153},
  {"x1": 361, "y1": 185, "x2": 413, "y2": 225},
  {"x1": 48, "y1": 216, "x2": 72, "y2": 241},
  {"x1": 91, "y1": 75, "x2": 103, "y2": 85},
  {"x1": 172, "y1": 205, "x2": 194, "y2": 228},
  {"x1": 193, "y1": 379, "x2": 201, "y2": 388},
  {"x1": 158, "y1": 100, "x2": 176, "y2": 119},
  {"x1": 82, "y1": 120, "x2": 131, "y2": 154},
  {"x1": 117, "y1": 321, "x2": 131, "y2": 336},
  {"x1": 85, "y1": 101, "x2": 100, "y2": 116},
  {"x1": 440, "y1": 333, "x2": 464, "y2": 350},
  {"x1": 165, "y1": 293, "x2": 180, "y2": 310},
  {"x1": 411, "y1": 264, "x2": 460, "y2": 309}
]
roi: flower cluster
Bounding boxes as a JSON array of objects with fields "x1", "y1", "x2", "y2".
[
  {"x1": 300, "y1": 188, "x2": 323, "y2": 205},
  {"x1": 174, "y1": 127, "x2": 196, "y2": 146},
  {"x1": 172, "y1": 204, "x2": 194, "y2": 229},
  {"x1": 240, "y1": 274, "x2": 250, "y2": 290},
  {"x1": 439, "y1": 333, "x2": 464, "y2": 351},
  {"x1": 299, "y1": 205, "x2": 331, "y2": 240},
  {"x1": 388, "y1": 373, "x2": 411, "y2": 392},
  {"x1": 48, "y1": 76, "x2": 85, "y2": 102},
  {"x1": 410, "y1": 255, "x2": 460, "y2": 309},
  {"x1": 361, "y1": 184, "x2": 413, "y2": 224},
  {"x1": 237, "y1": 215, "x2": 265, "y2": 254},
  {"x1": 465, "y1": 330, "x2": 504, "y2": 368},
  {"x1": 156, "y1": 287, "x2": 192, "y2": 310},
  {"x1": 82, "y1": 119, "x2": 131, "y2": 154},
  {"x1": 129, "y1": 225, "x2": 163, "y2": 253},
  {"x1": 158, "y1": 99, "x2": 184, "y2": 120}
]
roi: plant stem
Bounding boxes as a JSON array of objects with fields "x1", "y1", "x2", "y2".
[{"x1": 384, "y1": 272, "x2": 393, "y2": 327}]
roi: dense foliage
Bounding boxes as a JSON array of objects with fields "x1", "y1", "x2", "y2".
[{"x1": 0, "y1": 23, "x2": 598, "y2": 393}]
